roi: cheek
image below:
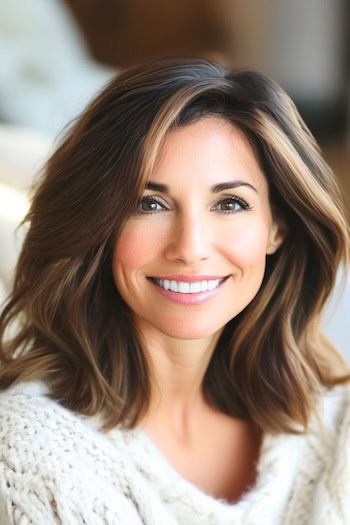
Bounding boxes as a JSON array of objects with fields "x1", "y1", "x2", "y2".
[
  {"x1": 112, "y1": 221, "x2": 161, "y2": 277},
  {"x1": 224, "y1": 221, "x2": 271, "y2": 269},
  {"x1": 111, "y1": 221, "x2": 171, "y2": 319}
]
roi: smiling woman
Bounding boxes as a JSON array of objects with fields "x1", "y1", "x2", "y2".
[
  {"x1": 113, "y1": 119, "x2": 283, "y2": 339},
  {"x1": 0, "y1": 58, "x2": 349, "y2": 524}
]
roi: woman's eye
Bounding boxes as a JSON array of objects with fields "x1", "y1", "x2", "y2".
[
  {"x1": 216, "y1": 196, "x2": 249, "y2": 213},
  {"x1": 136, "y1": 196, "x2": 166, "y2": 214}
]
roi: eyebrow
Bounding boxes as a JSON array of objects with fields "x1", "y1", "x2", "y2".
[{"x1": 145, "y1": 180, "x2": 258, "y2": 193}]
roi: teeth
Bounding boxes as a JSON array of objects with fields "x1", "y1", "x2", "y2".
[
  {"x1": 189, "y1": 282, "x2": 201, "y2": 293},
  {"x1": 207, "y1": 280, "x2": 218, "y2": 291},
  {"x1": 170, "y1": 280, "x2": 178, "y2": 292},
  {"x1": 178, "y1": 282, "x2": 189, "y2": 293},
  {"x1": 155, "y1": 278, "x2": 224, "y2": 293},
  {"x1": 200, "y1": 281, "x2": 208, "y2": 292}
]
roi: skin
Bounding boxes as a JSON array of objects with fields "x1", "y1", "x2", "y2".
[{"x1": 112, "y1": 117, "x2": 284, "y2": 501}]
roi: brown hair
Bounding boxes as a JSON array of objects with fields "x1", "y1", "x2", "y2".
[{"x1": 1, "y1": 57, "x2": 349, "y2": 433}]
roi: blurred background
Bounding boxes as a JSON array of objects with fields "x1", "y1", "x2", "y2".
[{"x1": 0, "y1": 0, "x2": 349, "y2": 358}]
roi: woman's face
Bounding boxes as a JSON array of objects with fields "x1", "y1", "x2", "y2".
[{"x1": 113, "y1": 117, "x2": 283, "y2": 340}]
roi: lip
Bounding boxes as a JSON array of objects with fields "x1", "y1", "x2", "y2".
[
  {"x1": 148, "y1": 274, "x2": 228, "y2": 283},
  {"x1": 148, "y1": 276, "x2": 229, "y2": 305}
]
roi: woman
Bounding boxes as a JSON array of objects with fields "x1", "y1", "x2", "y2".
[{"x1": 0, "y1": 58, "x2": 349, "y2": 524}]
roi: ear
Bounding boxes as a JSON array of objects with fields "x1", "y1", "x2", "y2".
[{"x1": 266, "y1": 217, "x2": 287, "y2": 255}]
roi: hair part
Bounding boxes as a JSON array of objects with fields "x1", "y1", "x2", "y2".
[{"x1": 1, "y1": 57, "x2": 349, "y2": 433}]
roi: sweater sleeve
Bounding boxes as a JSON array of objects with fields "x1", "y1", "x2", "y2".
[
  {"x1": 307, "y1": 385, "x2": 350, "y2": 525},
  {"x1": 0, "y1": 462, "x2": 61, "y2": 524},
  {"x1": 0, "y1": 456, "x2": 148, "y2": 525},
  {"x1": 0, "y1": 383, "x2": 147, "y2": 525}
]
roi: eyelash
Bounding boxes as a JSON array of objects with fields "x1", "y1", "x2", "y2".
[
  {"x1": 135, "y1": 194, "x2": 251, "y2": 215},
  {"x1": 216, "y1": 196, "x2": 251, "y2": 214}
]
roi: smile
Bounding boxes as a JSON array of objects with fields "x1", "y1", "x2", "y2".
[
  {"x1": 147, "y1": 276, "x2": 229, "y2": 305},
  {"x1": 152, "y1": 278, "x2": 225, "y2": 294}
]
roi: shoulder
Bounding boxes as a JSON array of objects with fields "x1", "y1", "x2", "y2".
[
  {"x1": 318, "y1": 383, "x2": 350, "y2": 460},
  {"x1": 302, "y1": 383, "x2": 350, "y2": 522},
  {"x1": 0, "y1": 379, "x2": 131, "y2": 469},
  {"x1": 0, "y1": 380, "x2": 101, "y2": 458},
  {"x1": 309, "y1": 382, "x2": 350, "y2": 450},
  {"x1": 320, "y1": 382, "x2": 350, "y2": 432},
  {"x1": 0, "y1": 379, "x2": 80, "y2": 428},
  {"x1": 0, "y1": 381, "x2": 144, "y2": 524}
]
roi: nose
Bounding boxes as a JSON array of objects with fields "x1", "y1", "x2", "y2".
[{"x1": 164, "y1": 210, "x2": 211, "y2": 264}]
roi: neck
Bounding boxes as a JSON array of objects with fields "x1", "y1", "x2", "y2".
[{"x1": 136, "y1": 318, "x2": 223, "y2": 429}]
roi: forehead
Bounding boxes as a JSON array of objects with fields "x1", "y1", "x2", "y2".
[{"x1": 149, "y1": 117, "x2": 268, "y2": 192}]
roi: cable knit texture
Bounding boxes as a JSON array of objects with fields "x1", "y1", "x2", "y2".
[{"x1": 0, "y1": 381, "x2": 349, "y2": 524}]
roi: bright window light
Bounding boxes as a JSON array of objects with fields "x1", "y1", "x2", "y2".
[{"x1": 0, "y1": 182, "x2": 29, "y2": 222}]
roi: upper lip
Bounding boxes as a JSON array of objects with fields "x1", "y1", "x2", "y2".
[{"x1": 149, "y1": 275, "x2": 228, "y2": 283}]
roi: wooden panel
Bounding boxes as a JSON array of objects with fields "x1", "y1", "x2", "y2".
[
  {"x1": 324, "y1": 145, "x2": 350, "y2": 205},
  {"x1": 64, "y1": 0, "x2": 228, "y2": 68}
]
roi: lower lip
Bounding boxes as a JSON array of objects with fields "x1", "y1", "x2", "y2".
[{"x1": 148, "y1": 278, "x2": 228, "y2": 305}]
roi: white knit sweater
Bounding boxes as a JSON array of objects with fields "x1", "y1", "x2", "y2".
[{"x1": 0, "y1": 381, "x2": 349, "y2": 525}]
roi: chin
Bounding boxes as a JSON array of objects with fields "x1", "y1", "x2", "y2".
[{"x1": 153, "y1": 317, "x2": 228, "y2": 341}]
